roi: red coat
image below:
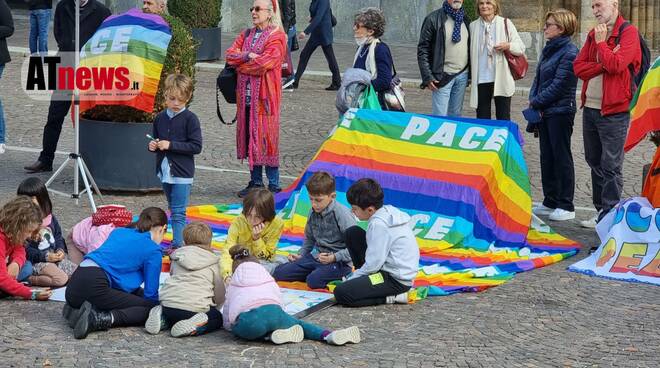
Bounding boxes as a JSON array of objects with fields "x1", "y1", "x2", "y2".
[
  {"x1": 573, "y1": 15, "x2": 641, "y2": 116},
  {"x1": 0, "y1": 230, "x2": 32, "y2": 299}
]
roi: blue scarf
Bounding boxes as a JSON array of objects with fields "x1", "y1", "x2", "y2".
[{"x1": 443, "y1": 1, "x2": 465, "y2": 43}]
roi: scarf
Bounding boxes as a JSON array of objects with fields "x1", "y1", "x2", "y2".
[
  {"x1": 481, "y1": 18, "x2": 495, "y2": 69},
  {"x1": 443, "y1": 1, "x2": 465, "y2": 43}
]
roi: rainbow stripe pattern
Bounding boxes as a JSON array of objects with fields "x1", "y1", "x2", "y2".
[
  {"x1": 176, "y1": 109, "x2": 581, "y2": 297},
  {"x1": 79, "y1": 8, "x2": 172, "y2": 114},
  {"x1": 625, "y1": 56, "x2": 660, "y2": 152}
]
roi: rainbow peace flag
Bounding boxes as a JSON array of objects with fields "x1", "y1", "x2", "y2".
[
  {"x1": 78, "y1": 8, "x2": 172, "y2": 114},
  {"x1": 174, "y1": 109, "x2": 580, "y2": 298},
  {"x1": 625, "y1": 56, "x2": 660, "y2": 152}
]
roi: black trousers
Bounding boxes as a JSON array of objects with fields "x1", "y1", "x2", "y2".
[
  {"x1": 333, "y1": 226, "x2": 410, "y2": 307},
  {"x1": 294, "y1": 38, "x2": 341, "y2": 86},
  {"x1": 476, "y1": 82, "x2": 511, "y2": 120},
  {"x1": 162, "y1": 306, "x2": 223, "y2": 334},
  {"x1": 38, "y1": 96, "x2": 72, "y2": 165},
  {"x1": 538, "y1": 113, "x2": 576, "y2": 211},
  {"x1": 65, "y1": 266, "x2": 155, "y2": 327}
]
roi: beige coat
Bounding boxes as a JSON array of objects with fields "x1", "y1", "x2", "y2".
[
  {"x1": 469, "y1": 16, "x2": 526, "y2": 108},
  {"x1": 159, "y1": 245, "x2": 225, "y2": 313}
]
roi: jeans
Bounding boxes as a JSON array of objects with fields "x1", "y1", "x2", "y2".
[
  {"x1": 583, "y1": 108, "x2": 630, "y2": 215},
  {"x1": 162, "y1": 306, "x2": 222, "y2": 335},
  {"x1": 333, "y1": 226, "x2": 410, "y2": 307},
  {"x1": 251, "y1": 165, "x2": 280, "y2": 190},
  {"x1": 17, "y1": 261, "x2": 33, "y2": 282},
  {"x1": 231, "y1": 304, "x2": 328, "y2": 341},
  {"x1": 29, "y1": 9, "x2": 51, "y2": 55},
  {"x1": 476, "y1": 82, "x2": 511, "y2": 120},
  {"x1": 0, "y1": 64, "x2": 5, "y2": 144},
  {"x1": 273, "y1": 253, "x2": 352, "y2": 289},
  {"x1": 162, "y1": 183, "x2": 191, "y2": 247},
  {"x1": 431, "y1": 70, "x2": 468, "y2": 117},
  {"x1": 538, "y1": 113, "x2": 576, "y2": 212}
]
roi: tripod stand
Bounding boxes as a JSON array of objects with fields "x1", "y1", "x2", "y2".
[{"x1": 45, "y1": 0, "x2": 102, "y2": 212}]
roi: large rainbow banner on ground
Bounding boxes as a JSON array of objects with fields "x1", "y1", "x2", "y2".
[
  {"x1": 78, "y1": 8, "x2": 172, "y2": 114},
  {"x1": 181, "y1": 109, "x2": 581, "y2": 298}
]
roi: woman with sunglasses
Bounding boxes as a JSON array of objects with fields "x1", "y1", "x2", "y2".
[
  {"x1": 529, "y1": 9, "x2": 579, "y2": 222},
  {"x1": 64, "y1": 207, "x2": 168, "y2": 339},
  {"x1": 226, "y1": 0, "x2": 288, "y2": 197}
]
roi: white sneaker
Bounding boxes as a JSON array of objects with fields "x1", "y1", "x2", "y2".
[
  {"x1": 0, "y1": 143, "x2": 5, "y2": 154},
  {"x1": 170, "y1": 313, "x2": 208, "y2": 338},
  {"x1": 580, "y1": 214, "x2": 599, "y2": 228},
  {"x1": 548, "y1": 208, "x2": 575, "y2": 221},
  {"x1": 532, "y1": 204, "x2": 554, "y2": 216},
  {"x1": 325, "y1": 326, "x2": 361, "y2": 346},
  {"x1": 282, "y1": 78, "x2": 295, "y2": 90},
  {"x1": 386, "y1": 292, "x2": 409, "y2": 304},
  {"x1": 270, "y1": 324, "x2": 304, "y2": 344},
  {"x1": 145, "y1": 305, "x2": 165, "y2": 335}
]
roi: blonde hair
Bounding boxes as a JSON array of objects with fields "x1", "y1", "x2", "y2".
[
  {"x1": 163, "y1": 73, "x2": 193, "y2": 102},
  {"x1": 183, "y1": 221, "x2": 213, "y2": 249},
  {"x1": 254, "y1": 0, "x2": 283, "y2": 30},
  {"x1": 545, "y1": 8, "x2": 577, "y2": 37},
  {"x1": 0, "y1": 196, "x2": 42, "y2": 245},
  {"x1": 478, "y1": 0, "x2": 502, "y2": 17}
]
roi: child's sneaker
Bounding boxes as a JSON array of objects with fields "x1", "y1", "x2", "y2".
[
  {"x1": 145, "y1": 305, "x2": 168, "y2": 335},
  {"x1": 270, "y1": 324, "x2": 304, "y2": 344},
  {"x1": 325, "y1": 326, "x2": 361, "y2": 346},
  {"x1": 170, "y1": 313, "x2": 208, "y2": 338},
  {"x1": 386, "y1": 292, "x2": 409, "y2": 304}
]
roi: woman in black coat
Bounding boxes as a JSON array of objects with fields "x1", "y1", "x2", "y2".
[{"x1": 290, "y1": 0, "x2": 341, "y2": 90}]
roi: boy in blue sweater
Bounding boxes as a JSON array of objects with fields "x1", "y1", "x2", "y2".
[{"x1": 149, "y1": 74, "x2": 202, "y2": 249}]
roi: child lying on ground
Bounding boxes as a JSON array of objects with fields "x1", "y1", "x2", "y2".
[{"x1": 223, "y1": 245, "x2": 360, "y2": 345}]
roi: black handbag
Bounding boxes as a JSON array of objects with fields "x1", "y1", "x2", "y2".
[{"x1": 216, "y1": 64, "x2": 238, "y2": 125}]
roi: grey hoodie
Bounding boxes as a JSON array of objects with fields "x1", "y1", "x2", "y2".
[
  {"x1": 159, "y1": 246, "x2": 225, "y2": 313},
  {"x1": 349, "y1": 205, "x2": 420, "y2": 286}
]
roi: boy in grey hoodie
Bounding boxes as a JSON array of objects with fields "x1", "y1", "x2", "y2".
[
  {"x1": 334, "y1": 179, "x2": 420, "y2": 307},
  {"x1": 145, "y1": 222, "x2": 225, "y2": 337}
]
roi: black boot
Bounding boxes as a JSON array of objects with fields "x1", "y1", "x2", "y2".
[
  {"x1": 62, "y1": 302, "x2": 82, "y2": 329},
  {"x1": 73, "y1": 302, "x2": 113, "y2": 339}
]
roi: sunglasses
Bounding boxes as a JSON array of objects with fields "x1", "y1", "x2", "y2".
[{"x1": 250, "y1": 6, "x2": 270, "y2": 12}]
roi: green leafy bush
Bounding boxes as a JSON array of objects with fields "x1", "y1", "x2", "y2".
[
  {"x1": 464, "y1": 0, "x2": 478, "y2": 20},
  {"x1": 83, "y1": 14, "x2": 198, "y2": 123},
  {"x1": 168, "y1": 0, "x2": 222, "y2": 29}
]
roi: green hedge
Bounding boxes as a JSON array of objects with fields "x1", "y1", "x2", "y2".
[
  {"x1": 464, "y1": 0, "x2": 478, "y2": 20},
  {"x1": 168, "y1": 0, "x2": 222, "y2": 29},
  {"x1": 83, "y1": 14, "x2": 198, "y2": 123}
]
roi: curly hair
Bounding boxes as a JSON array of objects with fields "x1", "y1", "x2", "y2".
[
  {"x1": 0, "y1": 196, "x2": 42, "y2": 245},
  {"x1": 354, "y1": 7, "x2": 386, "y2": 39}
]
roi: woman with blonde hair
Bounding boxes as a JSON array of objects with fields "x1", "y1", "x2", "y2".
[
  {"x1": 469, "y1": 0, "x2": 525, "y2": 120},
  {"x1": 226, "y1": 0, "x2": 288, "y2": 197}
]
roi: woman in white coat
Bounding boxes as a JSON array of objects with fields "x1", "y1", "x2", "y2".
[{"x1": 469, "y1": 0, "x2": 525, "y2": 120}]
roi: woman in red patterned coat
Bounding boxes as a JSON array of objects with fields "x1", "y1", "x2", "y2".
[{"x1": 227, "y1": 0, "x2": 287, "y2": 198}]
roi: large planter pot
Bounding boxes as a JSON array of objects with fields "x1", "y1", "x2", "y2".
[
  {"x1": 192, "y1": 27, "x2": 222, "y2": 61},
  {"x1": 80, "y1": 118, "x2": 161, "y2": 192}
]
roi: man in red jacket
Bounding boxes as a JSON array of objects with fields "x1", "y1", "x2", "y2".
[{"x1": 573, "y1": 0, "x2": 641, "y2": 228}]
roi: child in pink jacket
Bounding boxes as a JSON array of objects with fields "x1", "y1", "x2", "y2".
[{"x1": 223, "y1": 245, "x2": 360, "y2": 345}]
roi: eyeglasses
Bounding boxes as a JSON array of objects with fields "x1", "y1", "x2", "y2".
[
  {"x1": 250, "y1": 6, "x2": 270, "y2": 12},
  {"x1": 544, "y1": 22, "x2": 558, "y2": 29}
]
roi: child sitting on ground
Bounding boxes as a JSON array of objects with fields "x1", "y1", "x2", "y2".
[
  {"x1": 145, "y1": 222, "x2": 225, "y2": 338},
  {"x1": 333, "y1": 178, "x2": 420, "y2": 307},
  {"x1": 273, "y1": 171, "x2": 356, "y2": 289},
  {"x1": 18, "y1": 177, "x2": 77, "y2": 287},
  {"x1": 223, "y1": 245, "x2": 360, "y2": 345},
  {"x1": 222, "y1": 188, "x2": 285, "y2": 281},
  {"x1": 148, "y1": 73, "x2": 203, "y2": 249},
  {"x1": 0, "y1": 196, "x2": 52, "y2": 301}
]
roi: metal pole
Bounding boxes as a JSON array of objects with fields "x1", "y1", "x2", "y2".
[{"x1": 74, "y1": 0, "x2": 80, "y2": 205}]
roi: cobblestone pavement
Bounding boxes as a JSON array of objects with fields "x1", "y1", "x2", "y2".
[{"x1": 1, "y1": 16, "x2": 659, "y2": 368}]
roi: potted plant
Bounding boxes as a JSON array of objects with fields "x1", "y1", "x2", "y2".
[
  {"x1": 79, "y1": 13, "x2": 197, "y2": 191},
  {"x1": 168, "y1": 0, "x2": 223, "y2": 61}
]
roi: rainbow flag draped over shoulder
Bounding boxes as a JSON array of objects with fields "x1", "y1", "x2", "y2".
[
  {"x1": 78, "y1": 8, "x2": 172, "y2": 114},
  {"x1": 177, "y1": 110, "x2": 580, "y2": 298},
  {"x1": 624, "y1": 57, "x2": 660, "y2": 152}
]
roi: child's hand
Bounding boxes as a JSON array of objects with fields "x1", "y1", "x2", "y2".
[
  {"x1": 318, "y1": 253, "x2": 336, "y2": 264},
  {"x1": 252, "y1": 223, "x2": 266, "y2": 240},
  {"x1": 148, "y1": 140, "x2": 158, "y2": 151},
  {"x1": 156, "y1": 140, "x2": 171, "y2": 151},
  {"x1": 7, "y1": 262, "x2": 19, "y2": 279},
  {"x1": 287, "y1": 254, "x2": 301, "y2": 262},
  {"x1": 46, "y1": 252, "x2": 59, "y2": 262},
  {"x1": 32, "y1": 288, "x2": 52, "y2": 301}
]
